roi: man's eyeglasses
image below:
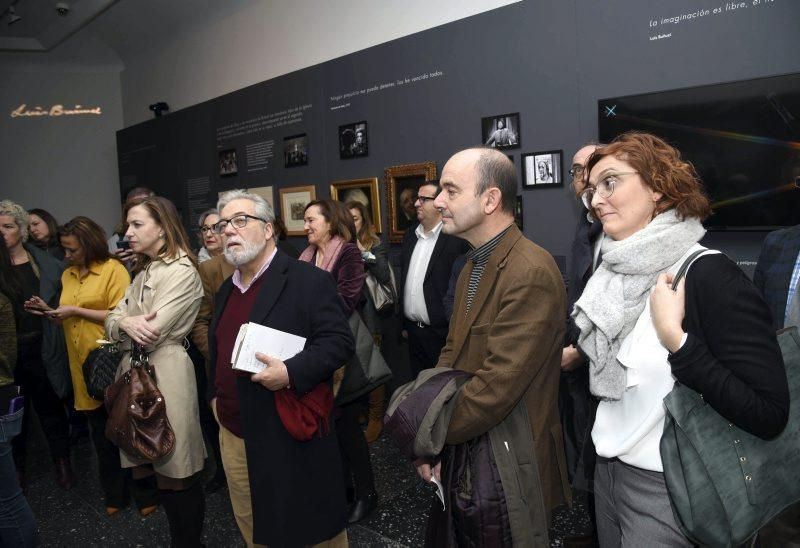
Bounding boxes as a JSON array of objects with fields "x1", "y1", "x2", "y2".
[
  {"x1": 568, "y1": 165, "x2": 585, "y2": 178},
  {"x1": 212, "y1": 214, "x2": 267, "y2": 234},
  {"x1": 580, "y1": 172, "x2": 638, "y2": 209},
  {"x1": 416, "y1": 195, "x2": 436, "y2": 204}
]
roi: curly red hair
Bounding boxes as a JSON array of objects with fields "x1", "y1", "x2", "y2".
[{"x1": 584, "y1": 132, "x2": 711, "y2": 221}]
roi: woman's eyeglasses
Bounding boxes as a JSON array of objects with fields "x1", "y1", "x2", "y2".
[{"x1": 580, "y1": 171, "x2": 639, "y2": 209}]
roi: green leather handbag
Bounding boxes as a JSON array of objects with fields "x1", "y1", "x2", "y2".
[{"x1": 660, "y1": 253, "x2": 800, "y2": 547}]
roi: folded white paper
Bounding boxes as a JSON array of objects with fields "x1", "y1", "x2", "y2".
[{"x1": 231, "y1": 322, "x2": 306, "y2": 373}]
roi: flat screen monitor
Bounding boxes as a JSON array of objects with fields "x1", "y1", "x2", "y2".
[{"x1": 598, "y1": 73, "x2": 800, "y2": 230}]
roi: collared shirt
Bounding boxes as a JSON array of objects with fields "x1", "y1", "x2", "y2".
[
  {"x1": 785, "y1": 250, "x2": 800, "y2": 326},
  {"x1": 465, "y1": 224, "x2": 513, "y2": 314},
  {"x1": 404, "y1": 222, "x2": 443, "y2": 324},
  {"x1": 61, "y1": 259, "x2": 130, "y2": 410},
  {"x1": 232, "y1": 248, "x2": 277, "y2": 293}
]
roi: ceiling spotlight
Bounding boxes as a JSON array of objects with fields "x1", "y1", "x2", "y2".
[{"x1": 7, "y1": 6, "x2": 22, "y2": 25}]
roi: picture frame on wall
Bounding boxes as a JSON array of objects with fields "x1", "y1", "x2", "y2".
[
  {"x1": 330, "y1": 177, "x2": 382, "y2": 233},
  {"x1": 384, "y1": 161, "x2": 437, "y2": 243},
  {"x1": 283, "y1": 134, "x2": 308, "y2": 168},
  {"x1": 245, "y1": 186, "x2": 275, "y2": 212},
  {"x1": 219, "y1": 149, "x2": 238, "y2": 176},
  {"x1": 339, "y1": 121, "x2": 368, "y2": 159},
  {"x1": 522, "y1": 150, "x2": 563, "y2": 189},
  {"x1": 279, "y1": 185, "x2": 317, "y2": 236},
  {"x1": 482, "y1": 113, "x2": 520, "y2": 149}
]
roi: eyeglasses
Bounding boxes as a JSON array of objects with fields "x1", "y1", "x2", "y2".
[
  {"x1": 416, "y1": 195, "x2": 436, "y2": 203},
  {"x1": 198, "y1": 225, "x2": 215, "y2": 235},
  {"x1": 581, "y1": 171, "x2": 639, "y2": 209},
  {"x1": 568, "y1": 165, "x2": 585, "y2": 178},
  {"x1": 212, "y1": 214, "x2": 267, "y2": 234}
]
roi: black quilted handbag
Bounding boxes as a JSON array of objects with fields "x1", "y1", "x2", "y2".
[{"x1": 82, "y1": 343, "x2": 122, "y2": 400}]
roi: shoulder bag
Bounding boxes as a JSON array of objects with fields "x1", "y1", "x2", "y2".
[
  {"x1": 364, "y1": 266, "x2": 398, "y2": 313},
  {"x1": 104, "y1": 342, "x2": 176, "y2": 461},
  {"x1": 82, "y1": 342, "x2": 122, "y2": 401},
  {"x1": 660, "y1": 250, "x2": 800, "y2": 547}
]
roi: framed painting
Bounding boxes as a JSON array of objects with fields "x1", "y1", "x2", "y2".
[
  {"x1": 330, "y1": 177, "x2": 382, "y2": 232},
  {"x1": 279, "y1": 185, "x2": 316, "y2": 236},
  {"x1": 384, "y1": 161, "x2": 437, "y2": 243}
]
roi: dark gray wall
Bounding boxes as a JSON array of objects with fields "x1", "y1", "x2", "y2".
[{"x1": 117, "y1": 0, "x2": 800, "y2": 272}]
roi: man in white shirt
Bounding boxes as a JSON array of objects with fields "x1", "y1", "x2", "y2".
[{"x1": 400, "y1": 181, "x2": 467, "y2": 378}]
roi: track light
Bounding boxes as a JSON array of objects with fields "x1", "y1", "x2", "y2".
[{"x1": 7, "y1": 6, "x2": 22, "y2": 25}]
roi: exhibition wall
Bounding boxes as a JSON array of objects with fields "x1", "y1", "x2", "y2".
[
  {"x1": 1, "y1": 66, "x2": 124, "y2": 232},
  {"x1": 116, "y1": 0, "x2": 800, "y2": 272}
]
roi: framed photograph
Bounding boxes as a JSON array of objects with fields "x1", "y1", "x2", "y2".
[
  {"x1": 482, "y1": 113, "x2": 520, "y2": 149},
  {"x1": 284, "y1": 134, "x2": 308, "y2": 168},
  {"x1": 339, "y1": 121, "x2": 368, "y2": 159},
  {"x1": 522, "y1": 150, "x2": 563, "y2": 189},
  {"x1": 330, "y1": 177, "x2": 382, "y2": 233},
  {"x1": 219, "y1": 149, "x2": 238, "y2": 177},
  {"x1": 279, "y1": 185, "x2": 317, "y2": 236},
  {"x1": 384, "y1": 161, "x2": 437, "y2": 243}
]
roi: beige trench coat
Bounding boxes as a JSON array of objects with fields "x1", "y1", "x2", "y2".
[{"x1": 105, "y1": 253, "x2": 206, "y2": 479}]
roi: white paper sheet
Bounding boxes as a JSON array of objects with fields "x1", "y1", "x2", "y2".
[{"x1": 230, "y1": 322, "x2": 306, "y2": 373}]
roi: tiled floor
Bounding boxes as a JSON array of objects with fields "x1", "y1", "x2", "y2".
[{"x1": 23, "y1": 421, "x2": 591, "y2": 547}]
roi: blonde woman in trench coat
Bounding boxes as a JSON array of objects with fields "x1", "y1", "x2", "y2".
[{"x1": 105, "y1": 196, "x2": 206, "y2": 547}]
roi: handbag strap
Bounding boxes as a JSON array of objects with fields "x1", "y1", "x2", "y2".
[{"x1": 671, "y1": 248, "x2": 719, "y2": 291}]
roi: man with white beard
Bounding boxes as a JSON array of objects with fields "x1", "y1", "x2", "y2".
[{"x1": 207, "y1": 190, "x2": 354, "y2": 547}]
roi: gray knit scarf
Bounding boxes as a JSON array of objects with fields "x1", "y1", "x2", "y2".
[{"x1": 572, "y1": 209, "x2": 705, "y2": 400}]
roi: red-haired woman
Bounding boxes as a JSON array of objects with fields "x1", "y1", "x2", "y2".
[{"x1": 572, "y1": 132, "x2": 789, "y2": 546}]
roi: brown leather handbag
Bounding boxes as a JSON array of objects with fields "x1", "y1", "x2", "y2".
[{"x1": 104, "y1": 343, "x2": 175, "y2": 461}]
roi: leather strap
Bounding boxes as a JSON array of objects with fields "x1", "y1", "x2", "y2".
[{"x1": 671, "y1": 248, "x2": 714, "y2": 290}]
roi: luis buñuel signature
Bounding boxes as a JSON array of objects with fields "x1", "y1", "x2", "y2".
[{"x1": 10, "y1": 104, "x2": 102, "y2": 117}]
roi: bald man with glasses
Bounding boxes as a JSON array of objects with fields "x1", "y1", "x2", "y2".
[{"x1": 400, "y1": 180, "x2": 468, "y2": 379}]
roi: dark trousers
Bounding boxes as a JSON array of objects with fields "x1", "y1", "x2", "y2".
[
  {"x1": 336, "y1": 399, "x2": 375, "y2": 499},
  {"x1": 12, "y1": 356, "x2": 69, "y2": 465},
  {"x1": 406, "y1": 322, "x2": 447, "y2": 379},
  {"x1": 86, "y1": 406, "x2": 158, "y2": 509},
  {"x1": 160, "y1": 478, "x2": 205, "y2": 547},
  {"x1": 0, "y1": 408, "x2": 37, "y2": 547},
  {"x1": 558, "y1": 365, "x2": 597, "y2": 491}
]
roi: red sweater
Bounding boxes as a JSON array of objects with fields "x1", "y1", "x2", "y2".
[{"x1": 214, "y1": 274, "x2": 266, "y2": 437}]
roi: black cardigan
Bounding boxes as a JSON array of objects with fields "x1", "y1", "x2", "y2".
[{"x1": 669, "y1": 254, "x2": 789, "y2": 439}]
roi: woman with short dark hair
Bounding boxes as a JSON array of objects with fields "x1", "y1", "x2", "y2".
[
  {"x1": 300, "y1": 199, "x2": 378, "y2": 523},
  {"x1": 573, "y1": 132, "x2": 789, "y2": 546},
  {"x1": 26, "y1": 216, "x2": 160, "y2": 517}
]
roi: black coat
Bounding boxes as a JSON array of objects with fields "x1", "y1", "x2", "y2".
[
  {"x1": 209, "y1": 250, "x2": 355, "y2": 547},
  {"x1": 400, "y1": 223, "x2": 468, "y2": 330}
]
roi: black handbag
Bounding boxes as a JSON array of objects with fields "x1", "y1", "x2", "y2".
[
  {"x1": 82, "y1": 343, "x2": 122, "y2": 401},
  {"x1": 334, "y1": 311, "x2": 393, "y2": 406},
  {"x1": 660, "y1": 250, "x2": 800, "y2": 547}
]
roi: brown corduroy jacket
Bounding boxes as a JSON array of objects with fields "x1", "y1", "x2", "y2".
[
  {"x1": 439, "y1": 224, "x2": 571, "y2": 519},
  {"x1": 191, "y1": 254, "x2": 235, "y2": 360}
]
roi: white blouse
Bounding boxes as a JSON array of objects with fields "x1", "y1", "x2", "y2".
[{"x1": 591, "y1": 244, "x2": 717, "y2": 472}]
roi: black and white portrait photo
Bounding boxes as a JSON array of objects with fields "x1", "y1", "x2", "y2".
[
  {"x1": 522, "y1": 150, "x2": 563, "y2": 189},
  {"x1": 339, "y1": 121, "x2": 368, "y2": 159},
  {"x1": 219, "y1": 149, "x2": 238, "y2": 177},
  {"x1": 482, "y1": 113, "x2": 520, "y2": 149},
  {"x1": 283, "y1": 134, "x2": 308, "y2": 168}
]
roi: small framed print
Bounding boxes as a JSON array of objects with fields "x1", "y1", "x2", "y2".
[
  {"x1": 339, "y1": 121, "x2": 368, "y2": 159},
  {"x1": 331, "y1": 177, "x2": 382, "y2": 233},
  {"x1": 279, "y1": 185, "x2": 317, "y2": 236},
  {"x1": 482, "y1": 113, "x2": 520, "y2": 149},
  {"x1": 284, "y1": 134, "x2": 308, "y2": 168},
  {"x1": 522, "y1": 150, "x2": 563, "y2": 189},
  {"x1": 219, "y1": 149, "x2": 238, "y2": 177}
]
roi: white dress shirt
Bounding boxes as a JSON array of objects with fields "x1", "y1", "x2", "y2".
[{"x1": 404, "y1": 222, "x2": 443, "y2": 324}]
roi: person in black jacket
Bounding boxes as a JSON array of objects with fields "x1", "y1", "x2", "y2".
[
  {"x1": 572, "y1": 133, "x2": 789, "y2": 547},
  {"x1": 400, "y1": 181, "x2": 468, "y2": 379}
]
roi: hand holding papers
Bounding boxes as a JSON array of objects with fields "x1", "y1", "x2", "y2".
[{"x1": 231, "y1": 322, "x2": 306, "y2": 374}]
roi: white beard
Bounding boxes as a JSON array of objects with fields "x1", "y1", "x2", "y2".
[{"x1": 223, "y1": 237, "x2": 266, "y2": 267}]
